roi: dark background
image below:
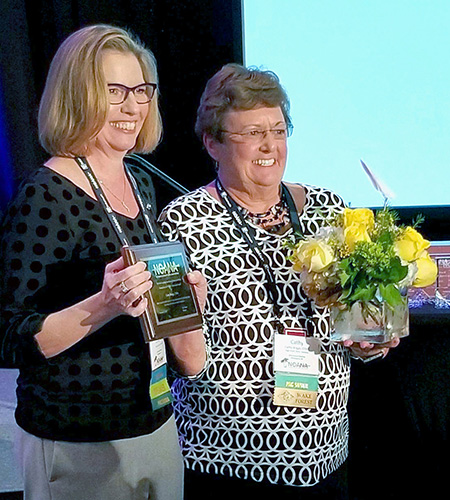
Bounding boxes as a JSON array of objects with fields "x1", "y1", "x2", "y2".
[
  {"x1": 0, "y1": 0, "x2": 243, "y2": 215},
  {"x1": 0, "y1": 1, "x2": 449, "y2": 499}
]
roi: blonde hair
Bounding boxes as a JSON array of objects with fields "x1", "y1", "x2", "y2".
[
  {"x1": 195, "y1": 63, "x2": 292, "y2": 142},
  {"x1": 39, "y1": 24, "x2": 162, "y2": 156}
]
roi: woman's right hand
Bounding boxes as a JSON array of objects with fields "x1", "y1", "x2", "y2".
[{"x1": 101, "y1": 256, "x2": 152, "y2": 318}]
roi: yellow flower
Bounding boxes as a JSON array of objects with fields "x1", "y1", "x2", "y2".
[
  {"x1": 344, "y1": 224, "x2": 371, "y2": 251},
  {"x1": 395, "y1": 226, "x2": 430, "y2": 262},
  {"x1": 412, "y1": 252, "x2": 438, "y2": 288},
  {"x1": 292, "y1": 240, "x2": 334, "y2": 273},
  {"x1": 343, "y1": 208, "x2": 375, "y2": 231}
]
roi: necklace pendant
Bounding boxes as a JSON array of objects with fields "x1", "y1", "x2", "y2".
[{"x1": 98, "y1": 178, "x2": 130, "y2": 212}]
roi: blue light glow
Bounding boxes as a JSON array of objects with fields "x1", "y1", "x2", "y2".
[{"x1": 0, "y1": 72, "x2": 13, "y2": 211}]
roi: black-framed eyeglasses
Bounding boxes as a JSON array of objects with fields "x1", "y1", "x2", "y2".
[{"x1": 107, "y1": 83, "x2": 157, "y2": 105}]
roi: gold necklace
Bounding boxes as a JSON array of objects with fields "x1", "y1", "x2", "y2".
[{"x1": 98, "y1": 176, "x2": 130, "y2": 212}]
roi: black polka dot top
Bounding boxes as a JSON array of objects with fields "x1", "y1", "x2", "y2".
[{"x1": 0, "y1": 164, "x2": 172, "y2": 442}]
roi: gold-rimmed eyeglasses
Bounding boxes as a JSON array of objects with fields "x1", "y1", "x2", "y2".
[
  {"x1": 219, "y1": 125, "x2": 293, "y2": 143},
  {"x1": 108, "y1": 83, "x2": 157, "y2": 105}
]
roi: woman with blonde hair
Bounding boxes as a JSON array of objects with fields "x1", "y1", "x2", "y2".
[{"x1": 0, "y1": 24, "x2": 206, "y2": 500}]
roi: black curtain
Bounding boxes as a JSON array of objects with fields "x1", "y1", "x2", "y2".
[{"x1": 0, "y1": 0, "x2": 243, "y2": 213}]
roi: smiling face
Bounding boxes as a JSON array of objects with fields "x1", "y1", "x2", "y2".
[
  {"x1": 94, "y1": 51, "x2": 150, "y2": 156},
  {"x1": 205, "y1": 106, "x2": 288, "y2": 192}
]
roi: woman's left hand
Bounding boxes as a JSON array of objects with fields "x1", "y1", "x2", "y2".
[
  {"x1": 343, "y1": 337, "x2": 401, "y2": 361},
  {"x1": 167, "y1": 270, "x2": 208, "y2": 377}
]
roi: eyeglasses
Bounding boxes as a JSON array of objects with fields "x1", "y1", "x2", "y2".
[
  {"x1": 107, "y1": 83, "x2": 157, "y2": 105},
  {"x1": 219, "y1": 126, "x2": 293, "y2": 143}
]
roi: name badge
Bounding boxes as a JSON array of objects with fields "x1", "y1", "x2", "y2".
[
  {"x1": 148, "y1": 340, "x2": 173, "y2": 410},
  {"x1": 273, "y1": 328, "x2": 320, "y2": 408}
]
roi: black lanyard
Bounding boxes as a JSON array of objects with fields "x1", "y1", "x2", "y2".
[
  {"x1": 75, "y1": 157, "x2": 161, "y2": 246},
  {"x1": 215, "y1": 178, "x2": 302, "y2": 333}
]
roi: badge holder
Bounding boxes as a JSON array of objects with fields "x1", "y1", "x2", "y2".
[
  {"x1": 273, "y1": 328, "x2": 321, "y2": 408},
  {"x1": 148, "y1": 339, "x2": 173, "y2": 410}
]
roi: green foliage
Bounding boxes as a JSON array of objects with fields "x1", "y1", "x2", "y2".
[
  {"x1": 411, "y1": 213, "x2": 425, "y2": 229},
  {"x1": 338, "y1": 240, "x2": 408, "y2": 308},
  {"x1": 282, "y1": 232, "x2": 304, "y2": 251}
]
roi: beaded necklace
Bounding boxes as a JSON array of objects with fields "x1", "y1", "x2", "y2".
[{"x1": 241, "y1": 199, "x2": 290, "y2": 233}]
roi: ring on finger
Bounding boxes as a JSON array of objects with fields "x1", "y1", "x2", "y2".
[{"x1": 119, "y1": 281, "x2": 130, "y2": 294}]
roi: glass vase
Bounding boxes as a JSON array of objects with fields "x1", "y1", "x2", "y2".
[{"x1": 330, "y1": 298, "x2": 409, "y2": 344}]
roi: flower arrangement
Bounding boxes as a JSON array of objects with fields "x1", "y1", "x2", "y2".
[{"x1": 285, "y1": 207, "x2": 437, "y2": 338}]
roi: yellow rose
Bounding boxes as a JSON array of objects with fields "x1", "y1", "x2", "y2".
[
  {"x1": 344, "y1": 224, "x2": 371, "y2": 251},
  {"x1": 395, "y1": 226, "x2": 430, "y2": 262},
  {"x1": 412, "y1": 252, "x2": 438, "y2": 288},
  {"x1": 343, "y1": 208, "x2": 375, "y2": 231},
  {"x1": 292, "y1": 240, "x2": 334, "y2": 273}
]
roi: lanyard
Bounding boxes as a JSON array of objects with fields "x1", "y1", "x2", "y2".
[
  {"x1": 75, "y1": 157, "x2": 161, "y2": 246},
  {"x1": 76, "y1": 157, "x2": 173, "y2": 409},
  {"x1": 215, "y1": 178, "x2": 302, "y2": 333}
]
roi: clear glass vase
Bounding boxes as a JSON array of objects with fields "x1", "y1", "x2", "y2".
[{"x1": 330, "y1": 298, "x2": 409, "y2": 344}]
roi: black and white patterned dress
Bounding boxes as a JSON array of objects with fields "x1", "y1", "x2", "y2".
[{"x1": 160, "y1": 183, "x2": 350, "y2": 487}]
